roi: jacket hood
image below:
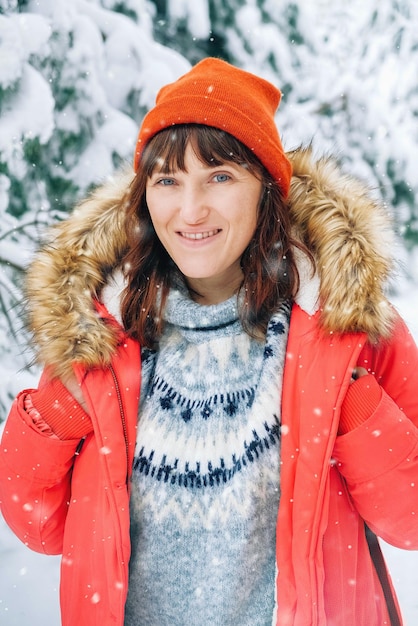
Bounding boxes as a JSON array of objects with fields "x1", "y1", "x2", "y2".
[{"x1": 25, "y1": 147, "x2": 395, "y2": 378}]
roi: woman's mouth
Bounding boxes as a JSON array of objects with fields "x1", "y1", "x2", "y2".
[{"x1": 179, "y1": 229, "x2": 221, "y2": 240}]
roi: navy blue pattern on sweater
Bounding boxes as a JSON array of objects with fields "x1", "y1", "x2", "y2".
[{"x1": 125, "y1": 289, "x2": 291, "y2": 626}]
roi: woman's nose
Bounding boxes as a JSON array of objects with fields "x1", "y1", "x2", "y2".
[{"x1": 179, "y1": 185, "x2": 209, "y2": 223}]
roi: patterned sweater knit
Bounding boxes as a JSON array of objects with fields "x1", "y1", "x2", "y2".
[{"x1": 124, "y1": 288, "x2": 291, "y2": 626}]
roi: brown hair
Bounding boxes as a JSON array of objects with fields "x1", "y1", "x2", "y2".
[{"x1": 121, "y1": 124, "x2": 308, "y2": 347}]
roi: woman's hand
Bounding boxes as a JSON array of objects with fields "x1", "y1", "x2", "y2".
[
  {"x1": 350, "y1": 366, "x2": 368, "y2": 383},
  {"x1": 63, "y1": 374, "x2": 90, "y2": 414},
  {"x1": 339, "y1": 366, "x2": 377, "y2": 435}
]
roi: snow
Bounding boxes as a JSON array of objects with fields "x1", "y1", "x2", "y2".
[
  {"x1": 0, "y1": 13, "x2": 50, "y2": 88},
  {"x1": 0, "y1": 520, "x2": 60, "y2": 625},
  {"x1": 0, "y1": 65, "x2": 54, "y2": 162},
  {"x1": 68, "y1": 109, "x2": 138, "y2": 187},
  {"x1": 1, "y1": 0, "x2": 418, "y2": 622},
  {"x1": 168, "y1": 0, "x2": 211, "y2": 40}
]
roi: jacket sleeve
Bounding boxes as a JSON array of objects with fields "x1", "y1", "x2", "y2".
[
  {"x1": 0, "y1": 389, "x2": 86, "y2": 555},
  {"x1": 333, "y1": 315, "x2": 418, "y2": 548}
]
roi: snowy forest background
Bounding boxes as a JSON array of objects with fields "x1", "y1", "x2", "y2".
[{"x1": 1, "y1": 0, "x2": 418, "y2": 623}]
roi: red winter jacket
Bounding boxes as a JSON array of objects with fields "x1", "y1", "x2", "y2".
[{"x1": 1, "y1": 305, "x2": 418, "y2": 625}]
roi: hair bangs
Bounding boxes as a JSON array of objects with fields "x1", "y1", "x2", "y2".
[{"x1": 141, "y1": 124, "x2": 263, "y2": 178}]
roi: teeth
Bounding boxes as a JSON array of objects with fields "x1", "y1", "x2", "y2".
[{"x1": 181, "y1": 230, "x2": 218, "y2": 240}]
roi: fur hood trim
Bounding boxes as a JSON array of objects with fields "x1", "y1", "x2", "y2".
[
  {"x1": 288, "y1": 148, "x2": 394, "y2": 338},
  {"x1": 25, "y1": 148, "x2": 395, "y2": 378}
]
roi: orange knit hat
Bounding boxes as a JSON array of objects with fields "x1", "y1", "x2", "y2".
[{"x1": 134, "y1": 57, "x2": 292, "y2": 197}]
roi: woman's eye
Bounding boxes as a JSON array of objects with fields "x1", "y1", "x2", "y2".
[
  {"x1": 157, "y1": 178, "x2": 175, "y2": 186},
  {"x1": 213, "y1": 173, "x2": 231, "y2": 183}
]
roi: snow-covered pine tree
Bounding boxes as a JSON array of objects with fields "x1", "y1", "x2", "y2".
[{"x1": 0, "y1": 0, "x2": 189, "y2": 419}]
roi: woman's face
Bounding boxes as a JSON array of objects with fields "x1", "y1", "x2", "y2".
[{"x1": 146, "y1": 142, "x2": 262, "y2": 304}]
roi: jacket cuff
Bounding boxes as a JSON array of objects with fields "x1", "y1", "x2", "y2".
[
  {"x1": 31, "y1": 377, "x2": 93, "y2": 440},
  {"x1": 339, "y1": 374, "x2": 382, "y2": 435}
]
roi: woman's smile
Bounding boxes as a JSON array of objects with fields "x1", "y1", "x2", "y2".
[{"x1": 179, "y1": 229, "x2": 221, "y2": 241}]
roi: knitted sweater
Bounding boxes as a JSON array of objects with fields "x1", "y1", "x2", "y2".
[{"x1": 124, "y1": 289, "x2": 291, "y2": 626}]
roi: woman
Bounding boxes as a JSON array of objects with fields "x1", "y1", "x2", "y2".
[{"x1": 1, "y1": 57, "x2": 418, "y2": 626}]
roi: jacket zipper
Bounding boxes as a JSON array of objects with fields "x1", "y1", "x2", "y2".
[
  {"x1": 308, "y1": 346, "x2": 365, "y2": 624},
  {"x1": 74, "y1": 436, "x2": 86, "y2": 456},
  {"x1": 109, "y1": 363, "x2": 130, "y2": 484},
  {"x1": 108, "y1": 363, "x2": 131, "y2": 623}
]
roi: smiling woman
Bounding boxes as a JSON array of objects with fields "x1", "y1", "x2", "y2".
[
  {"x1": 122, "y1": 123, "x2": 301, "y2": 343},
  {"x1": 145, "y1": 142, "x2": 261, "y2": 303},
  {"x1": 1, "y1": 57, "x2": 418, "y2": 626}
]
